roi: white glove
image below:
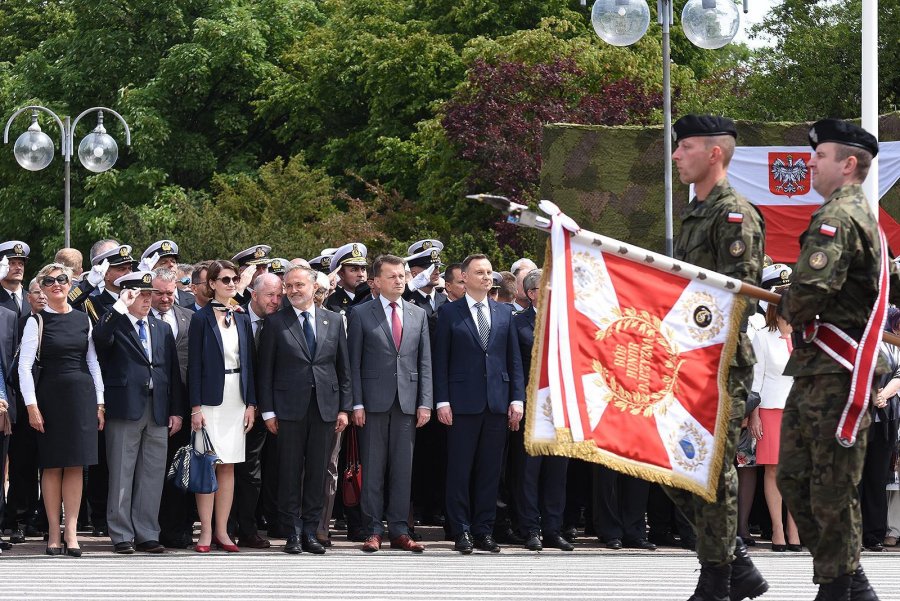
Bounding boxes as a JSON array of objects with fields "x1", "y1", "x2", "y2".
[
  {"x1": 0, "y1": 256, "x2": 8, "y2": 281},
  {"x1": 409, "y1": 264, "x2": 436, "y2": 291},
  {"x1": 137, "y1": 252, "x2": 160, "y2": 272},
  {"x1": 87, "y1": 259, "x2": 109, "y2": 287}
]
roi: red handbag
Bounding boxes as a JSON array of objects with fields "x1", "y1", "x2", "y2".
[{"x1": 341, "y1": 426, "x2": 362, "y2": 507}]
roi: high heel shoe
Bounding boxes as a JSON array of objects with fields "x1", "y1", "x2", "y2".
[
  {"x1": 63, "y1": 542, "x2": 83, "y2": 558},
  {"x1": 45, "y1": 545, "x2": 63, "y2": 556},
  {"x1": 771, "y1": 543, "x2": 787, "y2": 552},
  {"x1": 212, "y1": 536, "x2": 239, "y2": 552},
  {"x1": 787, "y1": 543, "x2": 803, "y2": 552},
  {"x1": 194, "y1": 543, "x2": 211, "y2": 553}
]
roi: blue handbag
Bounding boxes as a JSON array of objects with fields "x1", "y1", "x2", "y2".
[{"x1": 167, "y1": 428, "x2": 222, "y2": 494}]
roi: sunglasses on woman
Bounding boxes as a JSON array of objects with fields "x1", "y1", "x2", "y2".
[
  {"x1": 40, "y1": 274, "x2": 70, "y2": 287},
  {"x1": 216, "y1": 276, "x2": 240, "y2": 285}
]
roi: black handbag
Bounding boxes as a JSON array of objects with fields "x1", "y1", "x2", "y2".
[{"x1": 167, "y1": 428, "x2": 222, "y2": 494}]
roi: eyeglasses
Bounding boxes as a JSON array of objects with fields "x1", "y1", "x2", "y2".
[
  {"x1": 40, "y1": 274, "x2": 69, "y2": 287},
  {"x1": 216, "y1": 276, "x2": 239, "y2": 285}
]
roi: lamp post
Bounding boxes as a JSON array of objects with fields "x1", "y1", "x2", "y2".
[
  {"x1": 3, "y1": 105, "x2": 131, "y2": 248},
  {"x1": 589, "y1": 0, "x2": 741, "y2": 256}
]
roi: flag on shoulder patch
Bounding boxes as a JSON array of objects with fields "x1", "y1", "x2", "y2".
[
  {"x1": 727, "y1": 212, "x2": 743, "y2": 223},
  {"x1": 819, "y1": 223, "x2": 837, "y2": 237}
]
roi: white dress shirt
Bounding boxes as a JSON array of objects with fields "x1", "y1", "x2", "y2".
[
  {"x1": 416, "y1": 290, "x2": 435, "y2": 311},
  {"x1": 262, "y1": 304, "x2": 317, "y2": 422},
  {"x1": 153, "y1": 307, "x2": 178, "y2": 338},
  {"x1": 3, "y1": 287, "x2": 22, "y2": 311},
  {"x1": 19, "y1": 307, "x2": 105, "y2": 406}
]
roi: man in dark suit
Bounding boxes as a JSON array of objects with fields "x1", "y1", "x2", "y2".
[
  {"x1": 433, "y1": 254, "x2": 525, "y2": 554},
  {"x1": 84, "y1": 243, "x2": 138, "y2": 537},
  {"x1": 510, "y1": 268, "x2": 573, "y2": 552},
  {"x1": 231, "y1": 272, "x2": 283, "y2": 548},
  {"x1": 348, "y1": 255, "x2": 433, "y2": 553},
  {"x1": 0, "y1": 304, "x2": 18, "y2": 552},
  {"x1": 258, "y1": 265, "x2": 351, "y2": 554},
  {"x1": 92, "y1": 271, "x2": 185, "y2": 554},
  {"x1": 151, "y1": 268, "x2": 196, "y2": 548},
  {"x1": 0, "y1": 241, "x2": 31, "y2": 318}
]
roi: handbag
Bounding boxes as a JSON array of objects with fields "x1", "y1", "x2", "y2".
[
  {"x1": 167, "y1": 428, "x2": 222, "y2": 494},
  {"x1": 744, "y1": 391, "x2": 761, "y2": 418},
  {"x1": 9, "y1": 313, "x2": 43, "y2": 389},
  {"x1": 341, "y1": 426, "x2": 362, "y2": 507}
]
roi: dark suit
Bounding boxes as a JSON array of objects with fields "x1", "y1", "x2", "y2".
[
  {"x1": 347, "y1": 297, "x2": 433, "y2": 538},
  {"x1": 512, "y1": 306, "x2": 569, "y2": 537},
  {"x1": 156, "y1": 304, "x2": 196, "y2": 546},
  {"x1": 433, "y1": 297, "x2": 525, "y2": 537},
  {"x1": 325, "y1": 285, "x2": 372, "y2": 314},
  {"x1": 93, "y1": 308, "x2": 184, "y2": 544},
  {"x1": 0, "y1": 306, "x2": 18, "y2": 528},
  {"x1": 0, "y1": 287, "x2": 29, "y2": 318},
  {"x1": 4, "y1": 314, "x2": 38, "y2": 532},
  {"x1": 187, "y1": 304, "x2": 257, "y2": 410},
  {"x1": 176, "y1": 288, "x2": 196, "y2": 309},
  {"x1": 257, "y1": 305, "x2": 351, "y2": 535}
]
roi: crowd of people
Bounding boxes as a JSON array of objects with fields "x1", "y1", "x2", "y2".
[{"x1": 0, "y1": 115, "x2": 897, "y2": 601}]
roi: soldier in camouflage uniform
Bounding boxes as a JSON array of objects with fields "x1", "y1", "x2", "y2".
[
  {"x1": 777, "y1": 119, "x2": 887, "y2": 601},
  {"x1": 667, "y1": 115, "x2": 768, "y2": 601}
]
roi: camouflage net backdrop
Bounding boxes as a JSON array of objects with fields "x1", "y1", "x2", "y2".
[{"x1": 539, "y1": 112, "x2": 900, "y2": 255}]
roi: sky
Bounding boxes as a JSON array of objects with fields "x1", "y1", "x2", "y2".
[{"x1": 733, "y1": 0, "x2": 775, "y2": 48}]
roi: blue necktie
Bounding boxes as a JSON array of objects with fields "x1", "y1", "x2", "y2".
[
  {"x1": 137, "y1": 319, "x2": 150, "y2": 360},
  {"x1": 301, "y1": 311, "x2": 316, "y2": 358}
]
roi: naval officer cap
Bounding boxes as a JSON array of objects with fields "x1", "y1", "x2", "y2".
[
  {"x1": 808, "y1": 118, "x2": 878, "y2": 157},
  {"x1": 406, "y1": 247, "x2": 443, "y2": 270},
  {"x1": 672, "y1": 114, "x2": 737, "y2": 144},
  {"x1": 142, "y1": 239, "x2": 179, "y2": 261},
  {"x1": 114, "y1": 270, "x2": 158, "y2": 291},
  {"x1": 407, "y1": 239, "x2": 444, "y2": 256},
  {"x1": 760, "y1": 263, "x2": 792, "y2": 290},
  {"x1": 308, "y1": 254, "x2": 333, "y2": 273},
  {"x1": 232, "y1": 245, "x2": 272, "y2": 267},
  {"x1": 491, "y1": 271, "x2": 502, "y2": 288},
  {"x1": 268, "y1": 258, "x2": 290, "y2": 275},
  {"x1": 331, "y1": 243, "x2": 368, "y2": 269},
  {"x1": 0, "y1": 240, "x2": 30, "y2": 260},
  {"x1": 93, "y1": 244, "x2": 137, "y2": 267}
]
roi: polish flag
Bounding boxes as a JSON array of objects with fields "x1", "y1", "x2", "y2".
[{"x1": 726, "y1": 142, "x2": 900, "y2": 262}]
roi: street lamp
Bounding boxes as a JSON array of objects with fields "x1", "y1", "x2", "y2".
[
  {"x1": 3, "y1": 105, "x2": 131, "y2": 247},
  {"x1": 589, "y1": 0, "x2": 742, "y2": 256}
]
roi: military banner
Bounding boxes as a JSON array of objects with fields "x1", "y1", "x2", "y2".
[{"x1": 526, "y1": 202, "x2": 747, "y2": 502}]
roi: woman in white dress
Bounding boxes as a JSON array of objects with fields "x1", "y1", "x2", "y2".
[{"x1": 187, "y1": 260, "x2": 257, "y2": 552}]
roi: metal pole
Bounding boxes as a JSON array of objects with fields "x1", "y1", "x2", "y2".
[
  {"x1": 63, "y1": 115, "x2": 71, "y2": 248},
  {"x1": 660, "y1": 0, "x2": 674, "y2": 257},
  {"x1": 861, "y1": 0, "x2": 879, "y2": 216}
]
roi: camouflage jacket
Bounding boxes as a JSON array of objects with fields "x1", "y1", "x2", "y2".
[
  {"x1": 674, "y1": 178, "x2": 765, "y2": 367},
  {"x1": 780, "y1": 184, "x2": 893, "y2": 376}
]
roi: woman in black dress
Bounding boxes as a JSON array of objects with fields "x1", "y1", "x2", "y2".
[{"x1": 19, "y1": 263, "x2": 105, "y2": 556}]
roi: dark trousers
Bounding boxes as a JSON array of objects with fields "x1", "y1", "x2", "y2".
[
  {"x1": 0, "y1": 434, "x2": 8, "y2": 526},
  {"x1": 445, "y1": 411, "x2": 508, "y2": 537},
  {"x1": 647, "y1": 483, "x2": 693, "y2": 539},
  {"x1": 514, "y1": 434, "x2": 568, "y2": 536},
  {"x1": 87, "y1": 430, "x2": 109, "y2": 529},
  {"x1": 5, "y1": 416, "x2": 41, "y2": 530},
  {"x1": 276, "y1": 397, "x2": 332, "y2": 536},
  {"x1": 231, "y1": 416, "x2": 267, "y2": 538},
  {"x1": 359, "y1": 401, "x2": 415, "y2": 539},
  {"x1": 259, "y1": 434, "x2": 279, "y2": 528},
  {"x1": 593, "y1": 465, "x2": 650, "y2": 543},
  {"x1": 411, "y1": 416, "x2": 447, "y2": 521},
  {"x1": 158, "y1": 422, "x2": 195, "y2": 543},
  {"x1": 859, "y1": 417, "x2": 898, "y2": 545},
  {"x1": 563, "y1": 459, "x2": 593, "y2": 531}
]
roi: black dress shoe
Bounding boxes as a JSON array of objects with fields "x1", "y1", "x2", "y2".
[
  {"x1": 524, "y1": 531, "x2": 543, "y2": 551},
  {"x1": 543, "y1": 533, "x2": 575, "y2": 551},
  {"x1": 93, "y1": 527, "x2": 109, "y2": 538},
  {"x1": 135, "y1": 540, "x2": 165, "y2": 553},
  {"x1": 561, "y1": 527, "x2": 578, "y2": 543},
  {"x1": 494, "y1": 528, "x2": 525, "y2": 545},
  {"x1": 623, "y1": 538, "x2": 657, "y2": 551},
  {"x1": 604, "y1": 538, "x2": 622, "y2": 550},
  {"x1": 864, "y1": 542, "x2": 885, "y2": 552},
  {"x1": 160, "y1": 533, "x2": 193, "y2": 549},
  {"x1": 113, "y1": 542, "x2": 135, "y2": 554},
  {"x1": 9, "y1": 530, "x2": 26, "y2": 544},
  {"x1": 474, "y1": 534, "x2": 501, "y2": 553},
  {"x1": 302, "y1": 533, "x2": 326, "y2": 554},
  {"x1": 454, "y1": 532, "x2": 474, "y2": 554},
  {"x1": 64, "y1": 542, "x2": 83, "y2": 558},
  {"x1": 284, "y1": 535, "x2": 302, "y2": 554},
  {"x1": 0, "y1": 539, "x2": 11, "y2": 551},
  {"x1": 333, "y1": 519, "x2": 347, "y2": 531},
  {"x1": 25, "y1": 525, "x2": 44, "y2": 538},
  {"x1": 771, "y1": 543, "x2": 787, "y2": 552}
]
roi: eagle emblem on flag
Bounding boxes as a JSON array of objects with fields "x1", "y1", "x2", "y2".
[{"x1": 769, "y1": 152, "x2": 811, "y2": 197}]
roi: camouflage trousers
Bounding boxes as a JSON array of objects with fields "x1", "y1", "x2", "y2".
[
  {"x1": 777, "y1": 373, "x2": 870, "y2": 584},
  {"x1": 663, "y1": 365, "x2": 750, "y2": 565}
]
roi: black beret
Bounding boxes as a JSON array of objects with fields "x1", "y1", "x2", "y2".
[
  {"x1": 808, "y1": 118, "x2": 878, "y2": 157},
  {"x1": 673, "y1": 115, "x2": 737, "y2": 143}
]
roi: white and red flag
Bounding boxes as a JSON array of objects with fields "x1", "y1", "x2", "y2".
[
  {"x1": 727, "y1": 142, "x2": 900, "y2": 262},
  {"x1": 527, "y1": 202, "x2": 749, "y2": 502}
]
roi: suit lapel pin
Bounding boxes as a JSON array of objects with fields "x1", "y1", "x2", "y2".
[{"x1": 323, "y1": 320, "x2": 328, "y2": 325}]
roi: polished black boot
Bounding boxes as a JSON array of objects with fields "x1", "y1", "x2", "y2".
[
  {"x1": 730, "y1": 537, "x2": 769, "y2": 601},
  {"x1": 687, "y1": 562, "x2": 731, "y2": 601},
  {"x1": 849, "y1": 567, "x2": 879, "y2": 601},
  {"x1": 814, "y1": 575, "x2": 851, "y2": 601}
]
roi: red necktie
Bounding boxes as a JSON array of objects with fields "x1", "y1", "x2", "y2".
[{"x1": 390, "y1": 301, "x2": 402, "y2": 350}]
